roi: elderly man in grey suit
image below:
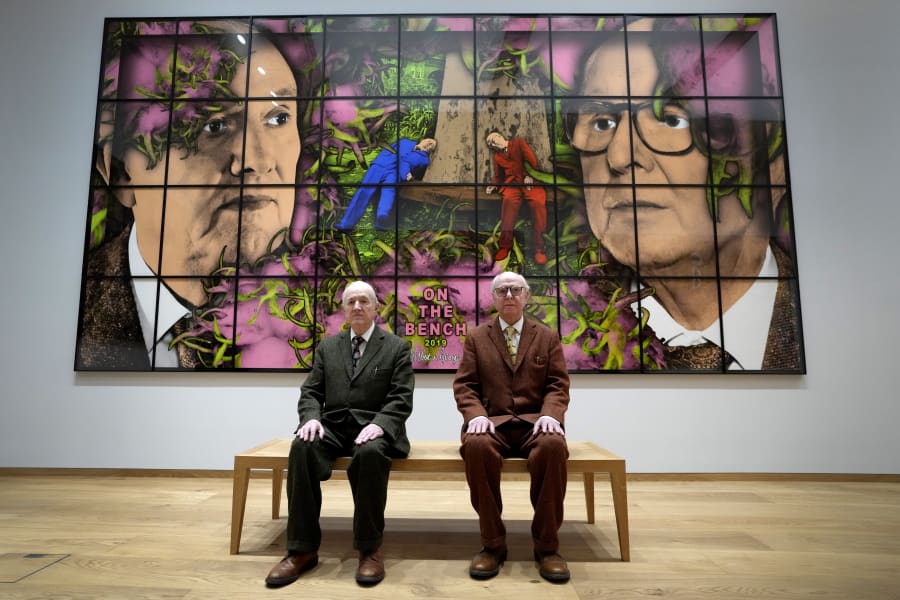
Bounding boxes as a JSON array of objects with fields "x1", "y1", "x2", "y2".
[{"x1": 265, "y1": 281, "x2": 414, "y2": 588}]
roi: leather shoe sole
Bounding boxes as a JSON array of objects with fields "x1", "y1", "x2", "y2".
[
  {"x1": 265, "y1": 551, "x2": 318, "y2": 587},
  {"x1": 469, "y1": 547, "x2": 507, "y2": 579},
  {"x1": 535, "y1": 552, "x2": 570, "y2": 583}
]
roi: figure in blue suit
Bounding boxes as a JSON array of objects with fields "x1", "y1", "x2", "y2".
[{"x1": 337, "y1": 138, "x2": 437, "y2": 231}]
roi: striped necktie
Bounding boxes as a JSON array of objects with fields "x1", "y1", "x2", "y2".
[{"x1": 351, "y1": 335, "x2": 363, "y2": 373}]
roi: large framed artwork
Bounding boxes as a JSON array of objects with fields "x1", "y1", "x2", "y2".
[{"x1": 75, "y1": 14, "x2": 805, "y2": 373}]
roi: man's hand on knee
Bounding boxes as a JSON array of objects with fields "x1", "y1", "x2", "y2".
[
  {"x1": 466, "y1": 416, "x2": 495, "y2": 435},
  {"x1": 533, "y1": 416, "x2": 564, "y2": 436},
  {"x1": 295, "y1": 419, "x2": 324, "y2": 441},
  {"x1": 354, "y1": 423, "x2": 384, "y2": 445}
]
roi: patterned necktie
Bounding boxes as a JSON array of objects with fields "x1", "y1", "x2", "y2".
[
  {"x1": 351, "y1": 335, "x2": 363, "y2": 373},
  {"x1": 666, "y1": 341, "x2": 735, "y2": 370},
  {"x1": 169, "y1": 316, "x2": 199, "y2": 369},
  {"x1": 504, "y1": 325, "x2": 517, "y2": 365}
]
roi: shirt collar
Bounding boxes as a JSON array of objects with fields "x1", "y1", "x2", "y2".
[
  {"x1": 351, "y1": 322, "x2": 375, "y2": 343},
  {"x1": 129, "y1": 226, "x2": 191, "y2": 353},
  {"x1": 498, "y1": 316, "x2": 524, "y2": 334}
]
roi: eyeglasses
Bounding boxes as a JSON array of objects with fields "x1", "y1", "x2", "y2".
[
  {"x1": 565, "y1": 99, "x2": 696, "y2": 156},
  {"x1": 493, "y1": 285, "x2": 525, "y2": 297}
]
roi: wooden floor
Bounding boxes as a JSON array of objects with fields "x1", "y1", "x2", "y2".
[{"x1": 1, "y1": 474, "x2": 899, "y2": 599}]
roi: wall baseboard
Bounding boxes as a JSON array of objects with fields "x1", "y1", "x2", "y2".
[{"x1": 0, "y1": 467, "x2": 897, "y2": 482}]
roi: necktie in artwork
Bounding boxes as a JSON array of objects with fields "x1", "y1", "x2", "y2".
[
  {"x1": 665, "y1": 341, "x2": 736, "y2": 370},
  {"x1": 351, "y1": 335, "x2": 364, "y2": 373},
  {"x1": 169, "y1": 316, "x2": 199, "y2": 369},
  {"x1": 504, "y1": 325, "x2": 517, "y2": 365}
]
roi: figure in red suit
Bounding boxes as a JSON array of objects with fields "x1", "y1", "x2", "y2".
[{"x1": 484, "y1": 131, "x2": 548, "y2": 265}]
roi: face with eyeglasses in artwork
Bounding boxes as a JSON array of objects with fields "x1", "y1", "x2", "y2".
[
  {"x1": 491, "y1": 272, "x2": 530, "y2": 325},
  {"x1": 570, "y1": 20, "x2": 772, "y2": 283}
]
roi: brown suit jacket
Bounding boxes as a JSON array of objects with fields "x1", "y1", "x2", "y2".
[{"x1": 453, "y1": 317, "x2": 570, "y2": 431}]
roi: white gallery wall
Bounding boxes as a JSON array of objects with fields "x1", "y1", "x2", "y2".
[{"x1": 1, "y1": 0, "x2": 897, "y2": 473}]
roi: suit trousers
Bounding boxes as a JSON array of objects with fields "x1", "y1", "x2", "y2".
[
  {"x1": 286, "y1": 419, "x2": 392, "y2": 553},
  {"x1": 498, "y1": 186, "x2": 547, "y2": 251},
  {"x1": 460, "y1": 419, "x2": 568, "y2": 553}
]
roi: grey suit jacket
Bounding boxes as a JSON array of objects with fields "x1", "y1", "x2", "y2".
[{"x1": 297, "y1": 326, "x2": 415, "y2": 457}]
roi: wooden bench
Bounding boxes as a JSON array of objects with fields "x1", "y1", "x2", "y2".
[{"x1": 231, "y1": 439, "x2": 629, "y2": 561}]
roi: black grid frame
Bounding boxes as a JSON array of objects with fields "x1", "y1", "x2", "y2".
[{"x1": 74, "y1": 14, "x2": 805, "y2": 374}]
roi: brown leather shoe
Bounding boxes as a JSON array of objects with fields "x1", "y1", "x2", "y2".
[
  {"x1": 535, "y1": 551, "x2": 570, "y2": 583},
  {"x1": 265, "y1": 551, "x2": 318, "y2": 587},
  {"x1": 356, "y1": 547, "x2": 385, "y2": 586},
  {"x1": 469, "y1": 546, "x2": 507, "y2": 579}
]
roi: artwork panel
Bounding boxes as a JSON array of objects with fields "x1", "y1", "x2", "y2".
[
  {"x1": 396, "y1": 277, "x2": 476, "y2": 371},
  {"x1": 309, "y1": 276, "x2": 401, "y2": 363},
  {"x1": 628, "y1": 184, "x2": 719, "y2": 280},
  {"x1": 323, "y1": 29, "x2": 399, "y2": 98},
  {"x1": 235, "y1": 185, "x2": 299, "y2": 265},
  {"x1": 197, "y1": 275, "x2": 321, "y2": 369},
  {"x1": 253, "y1": 28, "x2": 324, "y2": 99},
  {"x1": 331, "y1": 182, "x2": 399, "y2": 273},
  {"x1": 628, "y1": 275, "x2": 729, "y2": 373},
  {"x1": 398, "y1": 30, "x2": 472, "y2": 97},
  {"x1": 101, "y1": 100, "x2": 171, "y2": 186},
  {"x1": 100, "y1": 21, "x2": 253, "y2": 100},
  {"x1": 155, "y1": 186, "x2": 242, "y2": 280},
  {"x1": 320, "y1": 98, "x2": 401, "y2": 184},
  {"x1": 316, "y1": 183, "x2": 347, "y2": 236},
  {"x1": 404, "y1": 16, "x2": 474, "y2": 32},
  {"x1": 771, "y1": 188, "x2": 797, "y2": 273},
  {"x1": 85, "y1": 185, "x2": 141, "y2": 270},
  {"x1": 476, "y1": 98, "x2": 555, "y2": 188},
  {"x1": 312, "y1": 277, "x2": 356, "y2": 341},
  {"x1": 76, "y1": 275, "x2": 160, "y2": 371},
  {"x1": 312, "y1": 185, "x2": 382, "y2": 279},
  {"x1": 557, "y1": 276, "x2": 663, "y2": 372},
  {"x1": 474, "y1": 16, "x2": 553, "y2": 97},
  {"x1": 716, "y1": 276, "x2": 801, "y2": 372},
  {"x1": 547, "y1": 26, "x2": 626, "y2": 98},
  {"x1": 395, "y1": 185, "x2": 480, "y2": 278},
  {"x1": 701, "y1": 14, "x2": 782, "y2": 97},
  {"x1": 474, "y1": 274, "x2": 500, "y2": 327},
  {"x1": 327, "y1": 16, "x2": 399, "y2": 33},
  {"x1": 427, "y1": 98, "x2": 476, "y2": 185},
  {"x1": 99, "y1": 22, "x2": 200, "y2": 101},
  {"x1": 253, "y1": 16, "x2": 325, "y2": 35}
]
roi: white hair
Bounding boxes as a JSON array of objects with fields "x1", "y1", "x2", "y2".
[{"x1": 490, "y1": 271, "x2": 529, "y2": 293}]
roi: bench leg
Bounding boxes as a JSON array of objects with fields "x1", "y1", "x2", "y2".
[
  {"x1": 582, "y1": 472, "x2": 595, "y2": 524},
  {"x1": 230, "y1": 459, "x2": 251, "y2": 555},
  {"x1": 272, "y1": 468, "x2": 284, "y2": 519},
  {"x1": 608, "y1": 466, "x2": 630, "y2": 561}
]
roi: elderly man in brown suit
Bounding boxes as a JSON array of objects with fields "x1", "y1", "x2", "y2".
[{"x1": 453, "y1": 271, "x2": 571, "y2": 583}]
